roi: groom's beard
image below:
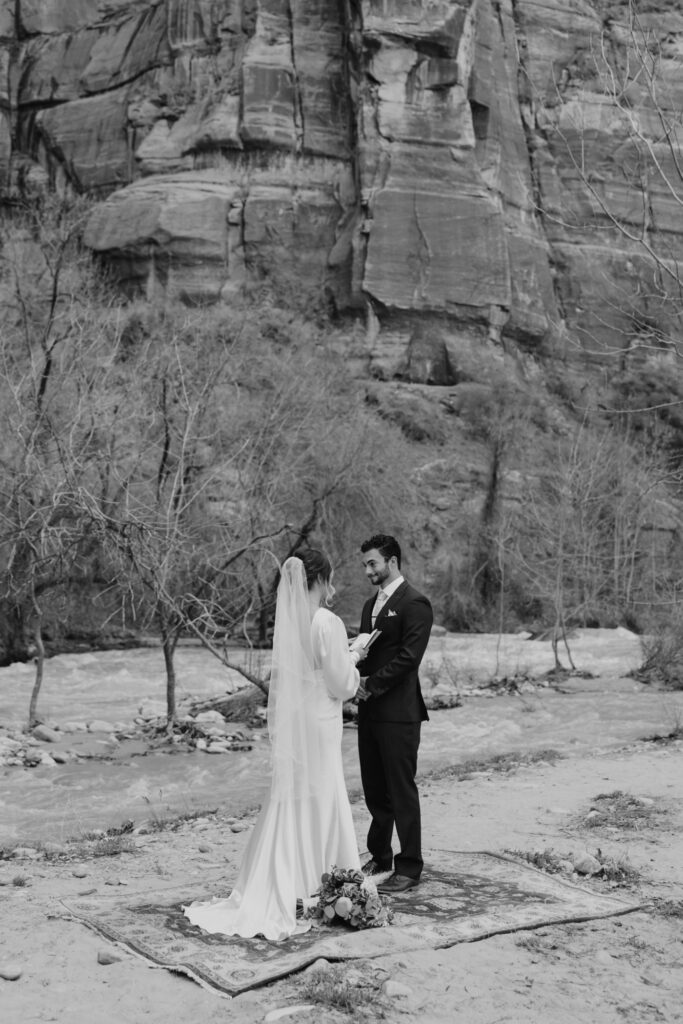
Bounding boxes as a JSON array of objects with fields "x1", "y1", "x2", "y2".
[{"x1": 367, "y1": 567, "x2": 390, "y2": 588}]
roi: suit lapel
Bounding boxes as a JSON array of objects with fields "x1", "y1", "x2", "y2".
[
  {"x1": 361, "y1": 597, "x2": 374, "y2": 632},
  {"x1": 374, "y1": 580, "x2": 408, "y2": 627}
]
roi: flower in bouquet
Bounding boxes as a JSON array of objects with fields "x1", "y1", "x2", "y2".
[{"x1": 309, "y1": 866, "x2": 393, "y2": 929}]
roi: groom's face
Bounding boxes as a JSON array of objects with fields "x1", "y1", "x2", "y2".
[{"x1": 362, "y1": 548, "x2": 392, "y2": 588}]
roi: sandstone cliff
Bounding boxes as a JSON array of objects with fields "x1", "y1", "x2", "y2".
[
  {"x1": 2, "y1": 1, "x2": 683, "y2": 647},
  {"x1": 3, "y1": 0, "x2": 681, "y2": 370}
]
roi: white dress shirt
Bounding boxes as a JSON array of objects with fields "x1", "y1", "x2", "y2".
[{"x1": 371, "y1": 575, "x2": 404, "y2": 626}]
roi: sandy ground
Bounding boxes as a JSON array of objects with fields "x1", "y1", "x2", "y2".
[{"x1": 2, "y1": 711, "x2": 682, "y2": 1023}]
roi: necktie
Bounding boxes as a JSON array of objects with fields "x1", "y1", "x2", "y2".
[{"x1": 371, "y1": 589, "x2": 388, "y2": 626}]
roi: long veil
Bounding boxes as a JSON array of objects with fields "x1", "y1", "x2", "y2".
[
  {"x1": 267, "y1": 556, "x2": 323, "y2": 800},
  {"x1": 182, "y1": 555, "x2": 351, "y2": 939}
]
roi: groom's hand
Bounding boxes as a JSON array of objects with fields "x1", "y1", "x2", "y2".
[{"x1": 356, "y1": 677, "x2": 371, "y2": 701}]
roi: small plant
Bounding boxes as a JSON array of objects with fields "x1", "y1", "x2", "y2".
[
  {"x1": 140, "y1": 798, "x2": 219, "y2": 834},
  {"x1": 635, "y1": 619, "x2": 683, "y2": 689},
  {"x1": 506, "y1": 848, "x2": 564, "y2": 874},
  {"x1": 12, "y1": 874, "x2": 29, "y2": 887},
  {"x1": 104, "y1": 819, "x2": 135, "y2": 837},
  {"x1": 583, "y1": 791, "x2": 662, "y2": 831},
  {"x1": 653, "y1": 899, "x2": 683, "y2": 919},
  {"x1": 425, "y1": 691, "x2": 463, "y2": 710},
  {"x1": 597, "y1": 853, "x2": 639, "y2": 884},
  {"x1": 431, "y1": 748, "x2": 561, "y2": 782},
  {"x1": 77, "y1": 822, "x2": 134, "y2": 842},
  {"x1": 505, "y1": 846, "x2": 639, "y2": 885},
  {"x1": 92, "y1": 836, "x2": 136, "y2": 857},
  {"x1": 643, "y1": 724, "x2": 683, "y2": 743},
  {"x1": 420, "y1": 652, "x2": 463, "y2": 695},
  {"x1": 299, "y1": 964, "x2": 382, "y2": 1018},
  {"x1": 515, "y1": 931, "x2": 558, "y2": 954}
]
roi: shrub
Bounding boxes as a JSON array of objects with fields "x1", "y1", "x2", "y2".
[{"x1": 636, "y1": 618, "x2": 683, "y2": 689}]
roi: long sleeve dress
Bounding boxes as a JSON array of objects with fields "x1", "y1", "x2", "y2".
[{"x1": 183, "y1": 607, "x2": 360, "y2": 941}]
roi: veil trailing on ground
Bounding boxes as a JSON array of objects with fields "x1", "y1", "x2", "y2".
[
  {"x1": 182, "y1": 554, "x2": 358, "y2": 940},
  {"x1": 267, "y1": 556, "x2": 323, "y2": 800}
]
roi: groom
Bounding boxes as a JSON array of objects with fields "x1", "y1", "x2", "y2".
[{"x1": 353, "y1": 533, "x2": 433, "y2": 894}]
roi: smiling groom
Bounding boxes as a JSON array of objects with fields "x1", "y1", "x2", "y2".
[{"x1": 354, "y1": 533, "x2": 433, "y2": 894}]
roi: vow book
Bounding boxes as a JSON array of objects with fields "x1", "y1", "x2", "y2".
[{"x1": 361, "y1": 628, "x2": 381, "y2": 650}]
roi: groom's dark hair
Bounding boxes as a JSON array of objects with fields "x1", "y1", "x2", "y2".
[{"x1": 361, "y1": 533, "x2": 401, "y2": 569}]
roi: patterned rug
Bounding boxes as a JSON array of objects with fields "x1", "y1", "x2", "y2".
[{"x1": 61, "y1": 850, "x2": 639, "y2": 995}]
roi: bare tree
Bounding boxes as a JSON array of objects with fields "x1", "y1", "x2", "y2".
[
  {"x1": 511, "y1": 420, "x2": 679, "y2": 666},
  {"x1": 0, "y1": 194, "x2": 113, "y2": 726},
  {"x1": 95, "y1": 301, "x2": 414, "y2": 726}
]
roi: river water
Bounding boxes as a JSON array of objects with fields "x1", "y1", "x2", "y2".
[{"x1": 2, "y1": 633, "x2": 681, "y2": 843}]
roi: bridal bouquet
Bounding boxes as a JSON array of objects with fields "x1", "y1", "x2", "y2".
[{"x1": 308, "y1": 866, "x2": 393, "y2": 929}]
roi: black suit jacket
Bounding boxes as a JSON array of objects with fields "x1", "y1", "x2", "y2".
[{"x1": 358, "y1": 581, "x2": 432, "y2": 723}]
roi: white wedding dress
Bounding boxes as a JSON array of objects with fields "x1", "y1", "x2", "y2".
[{"x1": 183, "y1": 601, "x2": 360, "y2": 941}]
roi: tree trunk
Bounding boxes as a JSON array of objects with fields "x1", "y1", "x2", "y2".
[
  {"x1": 474, "y1": 435, "x2": 503, "y2": 606},
  {"x1": 188, "y1": 684, "x2": 266, "y2": 722},
  {"x1": 27, "y1": 601, "x2": 45, "y2": 730},
  {"x1": 162, "y1": 632, "x2": 177, "y2": 729},
  {"x1": 0, "y1": 601, "x2": 28, "y2": 666},
  {"x1": 158, "y1": 606, "x2": 179, "y2": 730}
]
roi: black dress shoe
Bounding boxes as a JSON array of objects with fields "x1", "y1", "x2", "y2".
[
  {"x1": 361, "y1": 858, "x2": 392, "y2": 876},
  {"x1": 377, "y1": 873, "x2": 420, "y2": 894}
]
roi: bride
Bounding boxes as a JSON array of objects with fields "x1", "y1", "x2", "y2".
[{"x1": 183, "y1": 550, "x2": 364, "y2": 941}]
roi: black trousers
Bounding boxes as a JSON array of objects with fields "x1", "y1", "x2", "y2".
[{"x1": 358, "y1": 718, "x2": 423, "y2": 879}]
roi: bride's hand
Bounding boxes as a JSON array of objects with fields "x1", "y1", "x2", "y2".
[{"x1": 349, "y1": 633, "x2": 371, "y2": 656}]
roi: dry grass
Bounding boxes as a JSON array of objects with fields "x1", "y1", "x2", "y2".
[
  {"x1": 506, "y1": 847, "x2": 564, "y2": 875},
  {"x1": 91, "y1": 835, "x2": 137, "y2": 857},
  {"x1": 430, "y1": 748, "x2": 562, "y2": 782},
  {"x1": 298, "y1": 964, "x2": 385, "y2": 1020},
  {"x1": 506, "y1": 846, "x2": 640, "y2": 885},
  {"x1": 1, "y1": 841, "x2": 67, "y2": 863},
  {"x1": 80, "y1": 820, "x2": 135, "y2": 842},
  {"x1": 652, "y1": 898, "x2": 683, "y2": 919},
  {"x1": 583, "y1": 790, "x2": 663, "y2": 831},
  {"x1": 593, "y1": 853, "x2": 641, "y2": 884},
  {"x1": 138, "y1": 804, "x2": 219, "y2": 834}
]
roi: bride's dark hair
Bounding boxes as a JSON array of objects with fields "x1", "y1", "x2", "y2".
[{"x1": 298, "y1": 549, "x2": 332, "y2": 589}]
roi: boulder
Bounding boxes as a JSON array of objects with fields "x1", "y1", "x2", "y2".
[
  {"x1": 0, "y1": 737, "x2": 23, "y2": 753},
  {"x1": 571, "y1": 851, "x2": 603, "y2": 876},
  {"x1": 87, "y1": 720, "x2": 116, "y2": 733},
  {"x1": 0, "y1": 963, "x2": 22, "y2": 981},
  {"x1": 97, "y1": 949, "x2": 122, "y2": 966},
  {"x1": 32, "y1": 725, "x2": 60, "y2": 743}
]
